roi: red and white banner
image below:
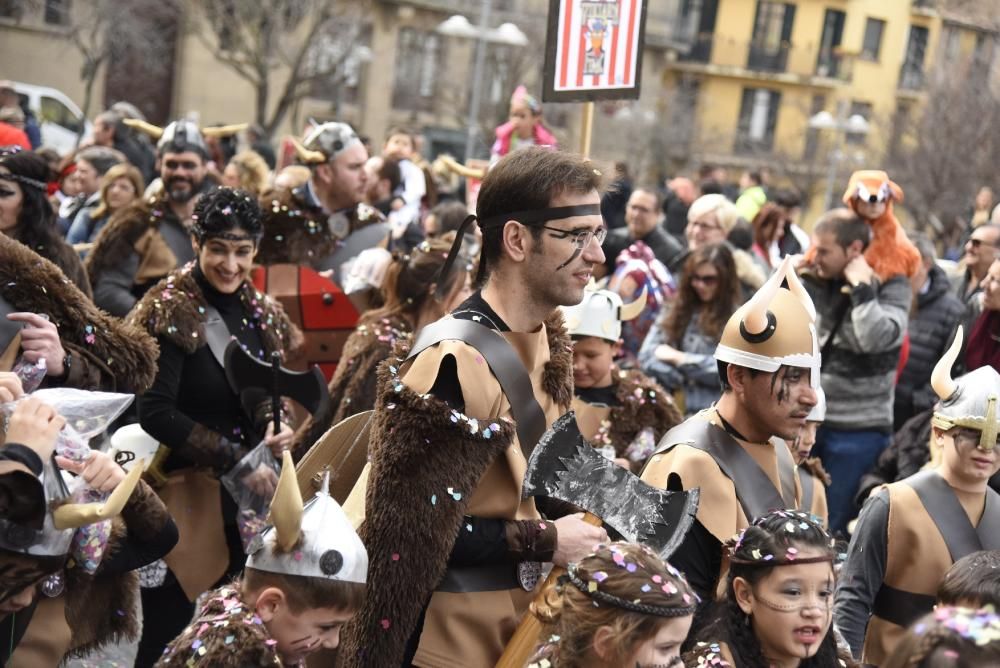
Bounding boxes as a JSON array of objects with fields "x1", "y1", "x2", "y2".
[{"x1": 543, "y1": 0, "x2": 648, "y2": 102}]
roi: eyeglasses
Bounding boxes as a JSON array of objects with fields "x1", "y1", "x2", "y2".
[
  {"x1": 691, "y1": 274, "x2": 719, "y2": 285},
  {"x1": 537, "y1": 224, "x2": 608, "y2": 250},
  {"x1": 968, "y1": 238, "x2": 997, "y2": 249},
  {"x1": 689, "y1": 219, "x2": 722, "y2": 232}
]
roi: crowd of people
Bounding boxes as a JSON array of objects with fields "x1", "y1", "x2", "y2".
[{"x1": 2, "y1": 79, "x2": 1000, "y2": 668}]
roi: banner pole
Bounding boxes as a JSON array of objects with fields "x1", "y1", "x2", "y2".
[{"x1": 579, "y1": 101, "x2": 595, "y2": 158}]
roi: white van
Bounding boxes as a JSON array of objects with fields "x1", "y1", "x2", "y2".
[{"x1": 11, "y1": 82, "x2": 91, "y2": 156}]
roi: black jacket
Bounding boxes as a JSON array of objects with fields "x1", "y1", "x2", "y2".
[
  {"x1": 894, "y1": 265, "x2": 965, "y2": 429},
  {"x1": 602, "y1": 225, "x2": 685, "y2": 276}
]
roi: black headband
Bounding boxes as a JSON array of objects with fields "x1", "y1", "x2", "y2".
[
  {"x1": 0, "y1": 171, "x2": 47, "y2": 192},
  {"x1": 435, "y1": 203, "x2": 603, "y2": 296}
]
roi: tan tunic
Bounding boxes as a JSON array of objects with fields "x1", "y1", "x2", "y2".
[
  {"x1": 571, "y1": 397, "x2": 612, "y2": 445},
  {"x1": 641, "y1": 408, "x2": 803, "y2": 543},
  {"x1": 862, "y1": 479, "x2": 985, "y2": 665},
  {"x1": 403, "y1": 323, "x2": 567, "y2": 668}
]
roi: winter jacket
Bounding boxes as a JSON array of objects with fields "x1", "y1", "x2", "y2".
[
  {"x1": 894, "y1": 265, "x2": 965, "y2": 429},
  {"x1": 639, "y1": 306, "x2": 722, "y2": 416}
]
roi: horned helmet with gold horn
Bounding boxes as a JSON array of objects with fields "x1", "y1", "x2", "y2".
[
  {"x1": 0, "y1": 456, "x2": 143, "y2": 557},
  {"x1": 560, "y1": 283, "x2": 647, "y2": 342},
  {"x1": 288, "y1": 122, "x2": 363, "y2": 166},
  {"x1": 123, "y1": 118, "x2": 248, "y2": 157},
  {"x1": 246, "y1": 451, "x2": 367, "y2": 583},
  {"x1": 930, "y1": 326, "x2": 1000, "y2": 451},
  {"x1": 714, "y1": 256, "x2": 821, "y2": 387}
]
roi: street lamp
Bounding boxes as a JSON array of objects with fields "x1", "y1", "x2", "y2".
[
  {"x1": 436, "y1": 2, "x2": 528, "y2": 162},
  {"x1": 809, "y1": 104, "x2": 871, "y2": 210}
]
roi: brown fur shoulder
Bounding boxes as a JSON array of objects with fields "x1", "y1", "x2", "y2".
[
  {"x1": 542, "y1": 309, "x2": 574, "y2": 409},
  {"x1": 257, "y1": 188, "x2": 338, "y2": 266},
  {"x1": 128, "y1": 262, "x2": 300, "y2": 357},
  {"x1": 84, "y1": 195, "x2": 168, "y2": 286},
  {"x1": 801, "y1": 455, "x2": 832, "y2": 486},
  {"x1": 339, "y1": 335, "x2": 514, "y2": 667},
  {"x1": 0, "y1": 234, "x2": 158, "y2": 392},
  {"x1": 608, "y1": 368, "x2": 682, "y2": 451}
]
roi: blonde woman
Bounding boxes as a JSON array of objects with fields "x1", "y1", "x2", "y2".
[
  {"x1": 67, "y1": 162, "x2": 144, "y2": 246},
  {"x1": 222, "y1": 150, "x2": 269, "y2": 197}
]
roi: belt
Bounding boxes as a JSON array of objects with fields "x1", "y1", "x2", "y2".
[
  {"x1": 436, "y1": 562, "x2": 542, "y2": 593},
  {"x1": 873, "y1": 584, "x2": 935, "y2": 627}
]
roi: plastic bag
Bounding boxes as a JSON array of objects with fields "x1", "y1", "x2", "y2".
[
  {"x1": 221, "y1": 441, "x2": 282, "y2": 552},
  {"x1": 1, "y1": 389, "x2": 135, "y2": 574}
]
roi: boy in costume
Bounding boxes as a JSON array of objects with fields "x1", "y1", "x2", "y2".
[
  {"x1": 835, "y1": 327, "x2": 1000, "y2": 665},
  {"x1": 793, "y1": 388, "x2": 830, "y2": 525},
  {"x1": 640, "y1": 257, "x2": 820, "y2": 610},
  {"x1": 560, "y1": 285, "x2": 682, "y2": 472},
  {"x1": 157, "y1": 451, "x2": 368, "y2": 667}
]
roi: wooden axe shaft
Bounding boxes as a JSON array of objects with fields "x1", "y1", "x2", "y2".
[{"x1": 494, "y1": 512, "x2": 603, "y2": 668}]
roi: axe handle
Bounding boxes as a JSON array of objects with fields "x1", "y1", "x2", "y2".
[{"x1": 495, "y1": 512, "x2": 603, "y2": 668}]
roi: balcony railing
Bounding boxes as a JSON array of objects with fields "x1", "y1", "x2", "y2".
[
  {"x1": 678, "y1": 32, "x2": 714, "y2": 63},
  {"x1": 747, "y1": 39, "x2": 790, "y2": 73}
]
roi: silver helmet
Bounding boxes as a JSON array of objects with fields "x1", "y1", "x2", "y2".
[{"x1": 931, "y1": 326, "x2": 1000, "y2": 450}]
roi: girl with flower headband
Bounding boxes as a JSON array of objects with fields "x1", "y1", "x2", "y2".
[
  {"x1": 685, "y1": 509, "x2": 856, "y2": 668},
  {"x1": 528, "y1": 542, "x2": 698, "y2": 668},
  {"x1": 882, "y1": 606, "x2": 1000, "y2": 668},
  {"x1": 293, "y1": 234, "x2": 472, "y2": 451}
]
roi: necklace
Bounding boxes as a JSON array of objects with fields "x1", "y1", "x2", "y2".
[{"x1": 452, "y1": 308, "x2": 504, "y2": 333}]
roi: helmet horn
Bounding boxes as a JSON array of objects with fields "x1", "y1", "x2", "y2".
[
  {"x1": 618, "y1": 285, "x2": 648, "y2": 322},
  {"x1": 741, "y1": 256, "x2": 787, "y2": 337},
  {"x1": 931, "y1": 326, "x2": 962, "y2": 402},
  {"x1": 121, "y1": 118, "x2": 165, "y2": 141},
  {"x1": 289, "y1": 136, "x2": 328, "y2": 165},
  {"x1": 271, "y1": 450, "x2": 304, "y2": 552}
]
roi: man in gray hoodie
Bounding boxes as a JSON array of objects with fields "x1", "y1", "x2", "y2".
[{"x1": 804, "y1": 209, "x2": 912, "y2": 534}]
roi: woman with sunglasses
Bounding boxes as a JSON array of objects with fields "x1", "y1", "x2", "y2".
[{"x1": 639, "y1": 243, "x2": 741, "y2": 416}]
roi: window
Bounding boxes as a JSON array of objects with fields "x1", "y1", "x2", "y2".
[
  {"x1": 900, "y1": 25, "x2": 928, "y2": 89},
  {"x1": 940, "y1": 25, "x2": 959, "y2": 64},
  {"x1": 736, "y1": 87, "x2": 781, "y2": 153},
  {"x1": 306, "y1": 24, "x2": 372, "y2": 107},
  {"x1": 677, "y1": 0, "x2": 719, "y2": 63},
  {"x1": 392, "y1": 28, "x2": 443, "y2": 112},
  {"x1": 0, "y1": 0, "x2": 24, "y2": 20},
  {"x1": 39, "y1": 96, "x2": 82, "y2": 134},
  {"x1": 816, "y1": 9, "x2": 845, "y2": 77},
  {"x1": 44, "y1": 0, "x2": 69, "y2": 25},
  {"x1": 748, "y1": 1, "x2": 795, "y2": 72},
  {"x1": 845, "y1": 100, "x2": 872, "y2": 145},
  {"x1": 803, "y1": 94, "x2": 826, "y2": 160},
  {"x1": 860, "y1": 18, "x2": 885, "y2": 62}
]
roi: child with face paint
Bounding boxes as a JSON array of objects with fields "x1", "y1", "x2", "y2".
[
  {"x1": 528, "y1": 542, "x2": 698, "y2": 668},
  {"x1": 792, "y1": 388, "x2": 830, "y2": 526},
  {"x1": 685, "y1": 510, "x2": 855, "y2": 668}
]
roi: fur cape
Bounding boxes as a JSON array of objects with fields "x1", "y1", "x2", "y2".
[
  {"x1": 84, "y1": 192, "x2": 174, "y2": 290},
  {"x1": 155, "y1": 585, "x2": 281, "y2": 667},
  {"x1": 256, "y1": 186, "x2": 385, "y2": 268},
  {"x1": 338, "y1": 312, "x2": 574, "y2": 667},
  {"x1": 0, "y1": 232, "x2": 158, "y2": 392},
  {"x1": 594, "y1": 368, "x2": 682, "y2": 466},
  {"x1": 293, "y1": 312, "x2": 412, "y2": 457},
  {"x1": 126, "y1": 261, "x2": 301, "y2": 359}
]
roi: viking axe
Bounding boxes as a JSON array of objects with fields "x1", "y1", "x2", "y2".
[
  {"x1": 495, "y1": 411, "x2": 699, "y2": 668},
  {"x1": 224, "y1": 341, "x2": 331, "y2": 436}
]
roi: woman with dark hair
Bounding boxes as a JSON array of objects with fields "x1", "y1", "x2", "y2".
[
  {"x1": 684, "y1": 510, "x2": 855, "y2": 667},
  {"x1": 638, "y1": 243, "x2": 741, "y2": 415},
  {"x1": 293, "y1": 235, "x2": 471, "y2": 452},
  {"x1": 0, "y1": 147, "x2": 91, "y2": 297},
  {"x1": 128, "y1": 187, "x2": 301, "y2": 667},
  {"x1": 528, "y1": 542, "x2": 698, "y2": 667},
  {"x1": 750, "y1": 203, "x2": 786, "y2": 272}
]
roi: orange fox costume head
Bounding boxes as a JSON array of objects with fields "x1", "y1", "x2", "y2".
[{"x1": 840, "y1": 170, "x2": 920, "y2": 281}]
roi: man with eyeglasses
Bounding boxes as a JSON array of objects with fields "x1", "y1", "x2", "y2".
[
  {"x1": 337, "y1": 147, "x2": 609, "y2": 668},
  {"x1": 85, "y1": 120, "x2": 218, "y2": 316},
  {"x1": 835, "y1": 327, "x2": 1000, "y2": 665},
  {"x1": 953, "y1": 223, "x2": 1000, "y2": 331}
]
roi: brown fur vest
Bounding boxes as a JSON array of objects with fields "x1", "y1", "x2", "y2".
[
  {"x1": 294, "y1": 312, "x2": 412, "y2": 456},
  {"x1": 84, "y1": 193, "x2": 173, "y2": 289},
  {"x1": 605, "y1": 369, "x2": 682, "y2": 458},
  {"x1": 127, "y1": 261, "x2": 301, "y2": 358},
  {"x1": 256, "y1": 187, "x2": 385, "y2": 267},
  {"x1": 338, "y1": 312, "x2": 573, "y2": 667},
  {"x1": 0, "y1": 233, "x2": 158, "y2": 392}
]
